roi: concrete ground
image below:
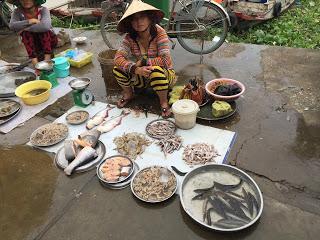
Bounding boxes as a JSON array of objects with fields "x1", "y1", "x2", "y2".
[{"x1": 0, "y1": 29, "x2": 319, "y2": 240}]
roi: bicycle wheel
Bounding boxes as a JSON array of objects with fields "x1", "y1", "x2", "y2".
[
  {"x1": 176, "y1": 1, "x2": 229, "y2": 54},
  {"x1": 0, "y1": 2, "x2": 14, "y2": 27},
  {"x1": 100, "y1": 6, "x2": 126, "y2": 49}
]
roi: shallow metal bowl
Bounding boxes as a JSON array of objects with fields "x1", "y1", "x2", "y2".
[
  {"x1": 180, "y1": 164, "x2": 263, "y2": 232},
  {"x1": 97, "y1": 155, "x2": 134, "y2": 184},
  {"x1": 131, "y1": 166, "x2": 177, "y2": 203},
  {"x1": 35, "y1": 61, "x2": 54, "y2": 71},
  {"x1": 69, "y1": 78, "x2": 91, "y2": 90}
]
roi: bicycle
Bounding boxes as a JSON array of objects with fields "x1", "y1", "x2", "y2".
[{"x1": 100, "y1": 0, "x2": 230, "y2": 55}]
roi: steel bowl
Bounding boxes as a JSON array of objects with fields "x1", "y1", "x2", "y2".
[
  {"x1": 69, "y1": 77, "x2": 91, "y2": 90},
  {"x1": 35, "y1": 60, "x2": 54, "y2": 71},
  {"x1": 131, "y1": 166, "x2": 177, "y2": 203},
  {"x1": 97, "y1": 155, "x2": 134, "y2": 184},
  {"x1": 180, "y1": 164, "x2": 263, "y2": 232}
]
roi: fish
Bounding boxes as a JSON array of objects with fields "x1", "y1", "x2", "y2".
[
  {"x1": 202, "y1": 198, "x2": 209, "y2": 222},
  {"x1": 86, "y1": 105, "x2": 115, "y2": 129},
  {"x1": 97, "y1": 110, "x2": 130, "y2": 134},
  {"x1": 242, "y1": 188, "x2": 259, "y2": 217},
  {"x1": 214, "y1": 218, "x2": 248, "y2": 229},
  {"x1": 64, "y1": 146, "x2": 98, "y2": 175},
  {"x1": 64, "y1": 140, "x2": 78, "y2": 162},
  {"x1": 206, "y1": 208, "x2": 215, "y2": 226},
  {"x1": 76, "y1": 129, "x2": 101, "y2": 148},
  {"x1": 214, "y1": 179, "x2": 243, "y2": 192},
  {"x1": 223, "y1": 196, "x2": 251, "y2": 222},
  {"x1": 120, "y1": 166, "x2": 131, "y2": 176},
  {"x1": 208, "y1": 196, "x2": 229, "y2": 220}
]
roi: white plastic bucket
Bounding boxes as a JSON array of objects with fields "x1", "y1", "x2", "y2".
[{"x1": 172, "y1": 99, "x2": 199, "y2": 129}]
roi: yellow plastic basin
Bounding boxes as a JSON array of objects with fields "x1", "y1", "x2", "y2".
[{"x1": 15, "y1": 80, "x2": 52, "y2": 105}]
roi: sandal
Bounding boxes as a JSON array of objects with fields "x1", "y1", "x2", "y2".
[
  {"x1": 117, "y1": 96, "x2": 134, "y2": 108},
  {"x1": 161, "y1": 107, "x2": 172, "y2": 118}
]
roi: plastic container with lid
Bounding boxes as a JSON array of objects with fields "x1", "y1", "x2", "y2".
[{"x1": 172, "y1": 99, "x2": 199, "y2": 129}]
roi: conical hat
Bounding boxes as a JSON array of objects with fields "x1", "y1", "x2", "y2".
[{"x1": 117, "y1": 0, "x2": 164, "y2": 33}]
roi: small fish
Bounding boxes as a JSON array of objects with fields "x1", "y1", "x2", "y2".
[
  {"x1": 224, "y1": 197, "x2": 251, "y2": 222},
  {"x1": 86, "y1": 105, "x2": 115, "y2": 129},
  {"x1": 206, "y1": 208, "x2": 215, "y2": 226},
  {"x1": 202, "y1": 198, "x2": 209, "y2": 222},
  {"x1": 242, "y1": 188, "x2": 259, "y2": 217},
  {"x1": 214, "y1": 179, "x2": 243, "y2": 192},
  {"x1": 64, "y1": 146, "x2": 97, "y2": 175},
  {"x1": 97, "y1": 110, "x2": 130, "y2": 134},
  {"x1": 171, "y1": 166, "x2": 187, "y2": 176},
  {"x1": 214, "y1": 218, "x2": 247, "y2": 229},
  {"x1": 208, "y1": 196, "x2": 229, "y2": 219}
]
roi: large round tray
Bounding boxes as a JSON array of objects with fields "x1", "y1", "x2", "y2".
[
  {"x1": 30, "y1": 123, "x2": 69, "y2": 147},
  {"x1": 0, "y1": 103, "x2": 21, "y2": 125},
  {"x1": 197, "y1": 101, "x2": 237, "y2": 121},
  {"x1": 0, "y1": 71, "x2": 37, "y2": 97},
  {"x1": 180, "y1": 164, "x2": 263, "y2": 232},
  {"x1": 131, "y1": 166, "x2": 177, "y2": 203},
  {"x1": 145, "y1": 119, "x2": 176, "y2": 139},
  {"x1": 54, "y1": 140, "x2": 106, "y2": 173}
]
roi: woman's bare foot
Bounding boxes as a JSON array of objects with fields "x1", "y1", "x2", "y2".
[{"x1": 117, "y1": 87, "x2": 134, "y2": 108}]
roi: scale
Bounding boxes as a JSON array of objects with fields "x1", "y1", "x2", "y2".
[
  {"x1": 68, "y1": 78, "x2": 94, "y2": 107},
  {"x1": 35, "y1": 61, "x2": 58, "y2": 88}
]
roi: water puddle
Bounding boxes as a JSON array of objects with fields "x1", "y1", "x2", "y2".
[{"x1": 0, "y1": 145, "x2": 58, "y2": 240}]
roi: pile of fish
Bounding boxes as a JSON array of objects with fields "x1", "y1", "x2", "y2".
[
  {"x1": 156, "y1": 135, "x2": 183, "y2": 157},
  {"x1": 113, "y1": 132, "x2": 151, "y2": 160},
  {"x1": 146, "y1": 120, "x2": 176, "y2": 139},
  {"x1": 63, "y1": 129, "x2": 101, "y2": 175},
  {"x1": 86, "y1": 105, "x2": 130, "y2": 134},
  {"x1": 183, "y1": 143, "x2": 219, "y2": 165},
  {"x1": 100, "y1": 156, "x2": 132, "y2": 182},
  {"x1": 192, "y1": 178, "x2": 259, "y2": 229}
]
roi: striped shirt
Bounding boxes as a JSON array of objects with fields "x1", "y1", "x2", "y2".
[{"x1": 114, "y1": 25, "x2": 174, "y2": 74}]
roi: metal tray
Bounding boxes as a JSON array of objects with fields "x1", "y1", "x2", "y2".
[
  {"x1": 54, "y1": 140, "x2": 106, "y2": 173},
  {"x1": 65, "y1": 110, "x2": 89, "y2": 125},
  {"x1": 30, "y1": 123, "x2": 69, "y2": 147},
  {"x1": 98, "y1": 162, "x2": 140, "y2": 190},
  {"x1": 69, "y1": 78, "x2": 91, "y2": 90},
  {"x1": 0, "y1": 71, "x2": 37, "y2": 97},
  {"x1": 0, "y1": 104, "x2": 21, "y2": 125},
  {"x1": 97, "y1": 155, "x2": 134, "y2": 184},
  {"x1": 180, "y1": 164, "x2": 263, "y2": 232},
  {"x1": 197, "y1": 101, "x2": 237, "y2": 121},
  {"x1": 131, "y1": 166, "x2": 178, "y2": 203},
  {"x1": 145, "y1": 119, "x2": 177, "y2": 139},
  {"x1": 0, "y1": 99, "x2": 21, "y2": 118}
]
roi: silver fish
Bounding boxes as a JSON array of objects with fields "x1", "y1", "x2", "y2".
[
  {"x1": 86, "y1": 104, "x2": 115, "y2": 129},
  {"x1": 64, "y1": 146, "x2": 97, "y2": 175},
  {"x1": 97, "y1": 110, "x2": 130, "y2": 134},
  {"x1": 64, "y1": 140, "x2": 78, "y2": 162},
  {"x1": 76, "y1": 129, "x2": 101, "y2": 148}
]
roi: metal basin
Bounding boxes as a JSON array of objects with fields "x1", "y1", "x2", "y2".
[
  {"x1": 180, "y1": 164, "x2": 263, "y2": 232},
  {"x1": 35, "y1": 61, "x2": 54, "y2": 71},
  {"x1": 69, "y1": 78, "x2": 91, "y2": 90}
]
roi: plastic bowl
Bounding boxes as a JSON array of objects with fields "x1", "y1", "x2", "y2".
[
  {"x1": 205, "y1": 78, "x2": 245, "y2": 102},
  {"x1": 15, "y1": 80, "x2": 52, "y2": 105}
]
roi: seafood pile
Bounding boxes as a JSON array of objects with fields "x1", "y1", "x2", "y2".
[
  {"x1": 66, "y1": 110, "x2": 89, "y2": 125},
  {"x1": 113, "y1": 132, "x2": 151, "y2": 160},
  {"x1": 132, "y1": 166, "x2": 177, "y2": 202},
  {"x1": 190, "y1": 178, "x2": 259, "y2": 229},
  {"x1": 63, "y1": 129, "x2": 101, "y2": 175},
  {"x1": 182, "y1": 143, "x2": 219, "y2": 165},
  {"x1": 99, "y1": 156, "x2": 132, "y2": 182},
  {"x1": 30, "y1": 123, "x2": 68, "y2": 146},
  {"x1": 146, "y1": 120, "x2": 176, "y2": 139},
  {"x1": 156, "y1": 135, "x2": 182, "y2": 157}
]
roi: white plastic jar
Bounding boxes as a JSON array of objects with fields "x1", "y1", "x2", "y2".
[{"x1": 172, "y1": 99, "x2": 199, "y2": 129}]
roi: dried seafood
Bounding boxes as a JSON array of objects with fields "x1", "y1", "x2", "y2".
[
  {"x1": 30, "y1": 123, "x2": 68, "y2": 146},
  {"x1": 66, "y1": 111, "x2": 89, "y2": 125},
  {"x1": 113, "y1": 132, "x2": 151, "y2": 160},
  {"x1": 183, "y1": 143, "x2": 219, "y2": 165},
  {"x1": 156, "y1": 135, "x2": 182, "y2": 157},
  {"x1": 146, "y1": 120, "x2": 176, "y2": 139},
  {"x1": 132, "y1": 166, "x2": 177, "y2": 202}
]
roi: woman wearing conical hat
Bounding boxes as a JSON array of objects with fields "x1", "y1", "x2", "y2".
[
  {"x1": 113, "y1": 0, "x2": 176, "y2": 118},
  {"x1": 8, "y1": 0, "x2": 57, "y2": 66}
]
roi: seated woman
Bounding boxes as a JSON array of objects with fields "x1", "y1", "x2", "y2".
[
  {"x1": 113, "y1": 0, "x2": 176, "y2": 118},
  {"x1": 9, "y1": 0, "x2": 57, "y2": 66}
]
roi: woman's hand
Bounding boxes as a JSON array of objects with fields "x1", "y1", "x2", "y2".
[
  {"x1": 29, "y1": 18, "x2": 40, "y2": 25},
  {"x1": 135, "y1": 66, "x2": 154, "y2": 78}
]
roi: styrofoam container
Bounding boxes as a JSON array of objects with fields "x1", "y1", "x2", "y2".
[{"x1": 172, "y1": 99, "x2": 199, "y2": 129}]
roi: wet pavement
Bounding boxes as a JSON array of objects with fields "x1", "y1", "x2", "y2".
[{"x1": 0, "y1": 29, "x2": 320, "y2": 240}]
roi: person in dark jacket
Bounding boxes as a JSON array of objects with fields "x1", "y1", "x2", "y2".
[{"x1": 8, "y1": 0, "x2": 57, "y2": 66}]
